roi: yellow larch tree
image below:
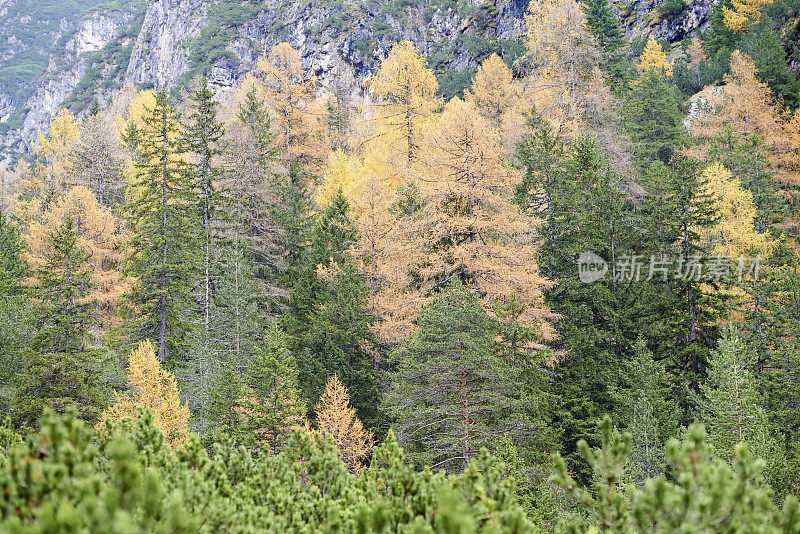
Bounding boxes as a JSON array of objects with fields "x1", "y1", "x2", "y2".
[
  {"x1": 637, "y1": 38, "x2": 672, "y2": 75},
  {"x1": 369, "y1": 40, "x2": 439, "y2": 165},
  {"x1": 521, "y1": 0, "x2": 602, "y2": 138},
  {"x1": 723, "y1": 0, "x2": 775, "y2": 34},
  {"x1": 314, "y1": 149, "x2": 360, "y2": 207},
  {"x1": 98, "y1": 340, "x2": 190, "y2": 448},
  {"x1": 315, "y1": 375, "x2": 373, "y2": 471},
  {"x1": 24, "y1": 186, "x2": 130, "y2": 323},
  {"x1": 370, "y1": 98, "x2": 555, "y2": 344},
  {"x1": 690, "y1": 51, "x2": 796, "y2": 186},
  {"x1": 33, "y1": 108, "x2": 80, "y2": 193},
  {"x1": 258, "y1": 43, "x2": 327, "y2": 178},
  {"x1": 699, "y1": 162, "x2": 771, "y2": 257}
]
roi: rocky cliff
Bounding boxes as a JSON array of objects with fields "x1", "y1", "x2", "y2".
[{"x1": 0, "y1": 0, "x2": 721, "y2": 165}]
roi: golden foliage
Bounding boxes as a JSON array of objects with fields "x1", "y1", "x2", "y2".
[
  {"x1": 35, "y1": 108, "x2": 80, "y2": 191},
  {"x1": 359, "y1": 98, "x2": 555, "y2": 344},
  {"x1": 257, "y1": 43, "x2": 327, "y2": 177},
  {"x1": 98, "y1": 340, "x2": 190, "y2": 448},
  {"x1": 699, "y1": 162, "x2": 771, "y2": 257},
  {"x1": 22, "y1": 186, "x2": 130, "y2": 327},
  {"x1": 369, "y1": 40, "x2": 439, "y2": 165},
  {"x1": 723, "y1": 0, "x2": 775, "y2": 33},
  {"x1": 315, "y1": 149, "x2": 360, "y2": 207},
  {"x1": 315, "y1": 375, "x2": 373, "y2": 471},
  {"x1": 637, "y1": 38, "x2": 671, "y2": 75},
  {"x1": 521, "y1": 0, "x2": 602, "y2": 138},
  {"x1": 689, "y1": 51, "x2": 797, "y2": 187}
]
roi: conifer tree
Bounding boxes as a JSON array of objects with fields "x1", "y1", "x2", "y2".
[
  {"x1": 581, "y1": 0, "x2": 628, "y2": 90},
  {"x1": 623, "y1": 69, "x2": 684, "y2": 162},
  {"x1": 371, "y1": 98, "x2": 554, "y2": 344},
  {"x1": 124, "y1": 91, "x2": 197, "y2": 362},
  {"x1": 99, "y1": 340, "x2": 191, "y2": 448},
  {"x1": 647, "y1": 156, "x2": 723, "y2": 389},
  {"x1": 637, "y1": 39, "x2": 671, "y2": 75},
  {"x1": 236, "y1": 323, "x2": 306, "y2": 455},
  {"x1": 370, "y1": 40, "x2": 438, "y2": 165},
  {"x1": 614, "y1": 338, "x2": 679, "y2": 485},
  {"x1": 31, "y1": 216, "x2": 92, "y2": 355},
  {"x1": 522, "y1": 0, "x2": 603, "y2": 136},
  {"x1": 385, "y1": 283, "x2": 528, "y2": 472},
  {"x1": 299, "y1": 262, "x2": 382, "y2": 432},
  {"x1": 315, "y1": 375, "x2": 374, "y2": 471},
  {"x1": 182, "y1": 76, "x2": 225, "y2": 367},
  {"x1": 181, "y1": 77, "x2": 226, "y2": 424},
  {"x1": 0, "y1": 211, "x2": 26, "y2": 297},
  {"x1": 698, "y1": 325, "x2": 775, "y2": 467},
  {"x1": 14, "y1": 216, "x2": 106, "y2": 427},
  {"x1": 0, "y1": 211, "x2": 30, "y2": 413},
  {"x1": 206, "y1": 354, "x2": 244, "y2": 433},
  {"x1": 210, "y1": 239, "x2": 262, "y2": 364}
]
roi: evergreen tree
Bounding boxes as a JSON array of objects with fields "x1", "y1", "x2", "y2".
[
  {"x1": 0, "y1": 211, "x2": 29, "y2": 414},
  {"x1": 698, "y1": 325, "x2": 776, "y2": 470},
  {"x1": 238, "y1": 323, "x2": 306, "y2": 455},
  {"x1": 182, "y1": 76, "x2": 225, "y2": 364},
  {"x1": 14, "y1": 216, "x2": 106, "y2": 427},
  {"x1": 741, "y1": 24, "x2": 800, "y2": 109},
  {"x1": 623, "y1": 69, "x2": 685, "y2": 163},
  {"x1": 0, "y1": 211, "x2": 26, "y2": 297},
  {"x1": 298, "y1": 262, "x2": 382, "y2": 433},
  {"x1": 206, "y1": 353, "x2": 244, "y2": 434},
  {"x1": 517, "y1": 126, "x2": 657, "y2": 480},
  {"x1": 646, "y1": 157, "x2": 723, "y2": 390},
  {"x1": 210, "y1": 239, "x2": 262, "y2": 364},
  {"x1": 124, "y1": 90, "x2": 197, "y2": 362},
  {"x1": 384, "y1": 282, "x2": 529, "y2": 472},
  {"x1": 613, "y1": 338, "x2": 679, "y2": 486},
  {"x1": 181, "y1": 77, "x2": 227, "y2": 426},
  {"x1": 581, "y1": 0, "x2": 628, "y2": 91}
]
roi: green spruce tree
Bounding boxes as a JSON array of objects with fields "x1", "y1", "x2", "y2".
[
  {"x1": 124, "y1": 90, "x2": 197, "y2": 362},
  {"x1": 240, "y1": 322, "x2": 306, "y2": 455},
  {"x1": 384, "y1": 282, "x2": 528, "y2": 472},
  {"x1": 14, "y1": 217, "x2": 106, "y2": 427}
]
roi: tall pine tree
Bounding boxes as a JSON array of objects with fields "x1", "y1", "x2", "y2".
[{"x1": 125, "y1": 90, "x2": 197, "y2": 362}]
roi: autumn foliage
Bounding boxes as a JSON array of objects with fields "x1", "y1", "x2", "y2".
[
  {"x1": 98, "y1": 340, "x2": 190, "y2": 448},
  {"x1": 315, "y1": 375, "x2": 373, "y2": 470}
]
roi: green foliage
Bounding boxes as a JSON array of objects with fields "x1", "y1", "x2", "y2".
[
  {"x1": 740, "y1": 22, "x2": 800, "y2": 109},
  {"x1": 31, "y1": 216, "x2": 93, "y2": 356},
  {"x1": 123, "y1": 91, "x2": 198, "y2": 363},
  {"x1": 385, "y1": 282, "x2": 539, "y2": 473},
  {"x1": 0, "y1": 408, "x2": 537, "y2": 532},
  {"x1": 623, "y1": 69, "x2": 685, "y2": 163},
  {"x1": 0, "y1": 211, "x2": 27, "y2": 298},
  {"x1": 240, "y1": 322, "x2": 306, "y2": 455},
  {"x1": 553, "y1": 415, "x2": 800, "y2": 533}
]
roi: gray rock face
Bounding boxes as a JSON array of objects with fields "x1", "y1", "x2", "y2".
[
  {"x1": 125, "y1": 0, "x2": 208, "y2": 89},
  {"x1": 0, "y1": 3, "x2": 140, "y2": 164},
  {"x1": 123, "y1": 0, "x2": 530, "y2": 95},
  {"x1": 615, "y1": 0, "x2": 718, "y2": 43}
]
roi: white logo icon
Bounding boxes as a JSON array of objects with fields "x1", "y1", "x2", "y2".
[{"x1": 578, "y1": 252, "x2": 608, "y2": 283}]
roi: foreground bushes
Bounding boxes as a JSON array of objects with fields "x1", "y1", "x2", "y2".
[
  {"x1": 2, "y1": 410, "x2": 800, "y2": 533},
  {"x1": 0, "y1": 409, "x2": 533, "y2": 533}
]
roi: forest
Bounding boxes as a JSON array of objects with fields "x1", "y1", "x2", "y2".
[{"x1": 2, "y1": 0, "x2": 800, "y2": 531}]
